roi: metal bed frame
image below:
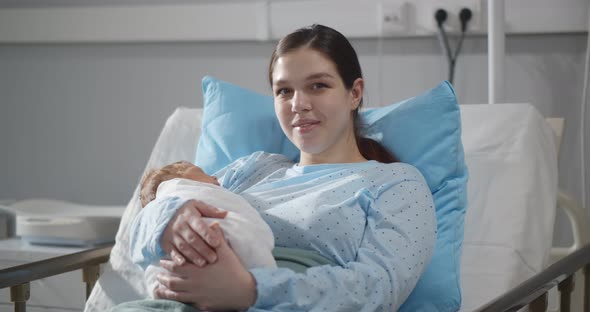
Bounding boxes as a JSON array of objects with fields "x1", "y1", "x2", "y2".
[
  {"x1": 0, "y1": 244, "x2": 111, "y2": 312},
  {"x1": 0, "y1": 238, "x2": 588, "y2": 312}
]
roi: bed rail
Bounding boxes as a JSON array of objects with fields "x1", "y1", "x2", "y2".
[
  {"x1": 0, "y1": 243, "x2": 113, "y2": 312},
  {"x1": 476, "y1": 242, "x2": 590, "y2": 312},
  {"x1": 1, "y1": 243, "x2": 590, "y2": 312}
]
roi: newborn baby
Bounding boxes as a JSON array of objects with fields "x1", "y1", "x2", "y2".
[{"x1": 138, "y1": 161, "x2": 277, "y2": 298}]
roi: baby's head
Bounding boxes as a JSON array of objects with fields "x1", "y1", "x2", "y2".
[{"x1": 139, "y1": 161, "x2": 219, "y2": 207}]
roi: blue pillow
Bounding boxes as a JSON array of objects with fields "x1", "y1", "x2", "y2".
[
  {"x1": 195, "y1": 77, "x2": 299, "y2": 174},
  {"x1": 196, "y1": 76, "x2": 468, "y2": 311}
]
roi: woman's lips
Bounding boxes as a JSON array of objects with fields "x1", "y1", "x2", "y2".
[{"x1": 294, "y1": 121, "x2": 320, "y2": 134}]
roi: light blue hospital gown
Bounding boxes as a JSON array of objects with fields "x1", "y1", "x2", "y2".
[{"x1": 130, "y1": 151, "x2": 436, "y2": 311}]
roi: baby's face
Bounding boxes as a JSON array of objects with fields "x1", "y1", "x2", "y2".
[{"x1": 182, "y1": 165, "x2": 220, "y2": 186}]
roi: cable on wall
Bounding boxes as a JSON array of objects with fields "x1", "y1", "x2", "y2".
[{"x1": 435, "y1": 8, "x2": 472, "y2": 85}]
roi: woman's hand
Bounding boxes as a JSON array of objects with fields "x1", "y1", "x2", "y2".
[
  {"x1": 155, "y1": 224, "x2": 257, "y2": 311},
  {"x1": 161, "y1": 199, "x2": 228, "y2": 266}
]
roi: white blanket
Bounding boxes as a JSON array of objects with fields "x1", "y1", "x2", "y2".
[{"x1": 144, "y1": 178, "x2": 276, "y2": 298}]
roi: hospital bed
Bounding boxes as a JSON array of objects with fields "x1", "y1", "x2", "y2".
[{"x1": 0, "y1": 103, "x2": 588, "y2": 312}]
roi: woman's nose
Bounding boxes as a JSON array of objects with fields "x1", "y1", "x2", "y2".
[{"x1": 291, "y1": 91, "x2": 312, "y2": 112}]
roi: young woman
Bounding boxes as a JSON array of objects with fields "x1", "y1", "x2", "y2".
[{"x1": 128, "y1": 24, "x2": 436, "y2": 311}]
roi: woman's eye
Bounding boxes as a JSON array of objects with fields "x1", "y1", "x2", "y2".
[
  {"x1": 311, "y1": 83, "x2": 328, "y2": 90},
  {"x1": 276, "y1": 88, "x2": 291, "y2": 96}
]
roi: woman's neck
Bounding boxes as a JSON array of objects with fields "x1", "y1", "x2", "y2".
[
  {"x1": 299, "y1": 152, "x2": 366, "y2": 166},
  {"x1": 298, "y1": 132, "x2": 367, "y2": 166}
]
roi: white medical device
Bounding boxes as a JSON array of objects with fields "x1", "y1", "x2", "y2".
[{"x1": 0, "y1": 199, "x2": 124, "y2": 247}]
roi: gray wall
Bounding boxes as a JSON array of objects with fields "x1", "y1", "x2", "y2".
[{"x1": 0, "y1": 33, "x2": 587, "y2": 245}]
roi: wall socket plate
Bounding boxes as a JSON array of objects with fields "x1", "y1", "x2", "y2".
[
  {"x1": 417, "y1": 0, "x2": 484, "y2": 34},
  {"x1": 378, "y1": 2, "x2": 410, "y2": 35}
]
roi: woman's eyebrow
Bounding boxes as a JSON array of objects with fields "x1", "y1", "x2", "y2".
[
  {"x1": 273, "y1": 79, "x2": 288, "y2": 87},
  {"x1": 273, "y1": 73, "x2": 334, "y2": 87},
  {"x1": 306, "y1": 73, "x2": 334, "y2": 81}
]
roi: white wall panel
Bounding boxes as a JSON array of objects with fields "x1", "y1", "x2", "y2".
[
  {"x1": 0, "y1": 0, "x2": 587, "y2": 43},
  {"x1": 269, "y1": 0, "x2": 380, "y2": 39},
  {"x1": 0, "y1": 3, "x2": 269, "y2": 43}
]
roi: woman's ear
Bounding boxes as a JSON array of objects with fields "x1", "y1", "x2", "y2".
[{"x1": 350, "y1": 78, "x2": 364, "y2": 110}]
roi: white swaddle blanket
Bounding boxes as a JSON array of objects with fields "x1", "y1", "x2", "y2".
[{"x1": 144, "y1": 178, "x2": 277, "y2": 297}]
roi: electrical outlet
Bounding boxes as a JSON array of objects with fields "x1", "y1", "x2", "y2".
[
  {"x1": 378, "y1": 2, "x2": 409, "y2": 35},
  {"x1": 417, "y1": 0, "x2": 483, "y2": 34}
]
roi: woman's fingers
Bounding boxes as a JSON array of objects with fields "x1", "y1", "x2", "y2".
[
  {"x1": 179, "y1": 222, "x2": 217, "y2": 264},
  {"x1": 195, "y1": 200, "x2": 228, "y2": 219},
  {"x1": 210, "y1": 222, "x2": 225, "y2": 241},
  {"x1": 159, "y1": 259, "x2": 180, "y2": 273},
  {"x1": 186, "y1": 200, "x2": 226, "y2": 249},
  {"x1": 157, "y1": 272, "x2": 189, "y2": 292},
  {"x1": 154, "y1": 285, "x2": 192, "y2": 303},
  {"x1": 163, "y1": 200, "x2": 227, "y2": 266},
  {"x1": 186, "y1": 212, "x2": 219, "y2": 247},
  {"x1": 170, "y1": 248, "x2": 185, "y2": 265},
  {"x1": 159, "y1": 259, "x2": 195, "y2": 276},
  {"x1": 172, "y1": 233, "x2": 207, "y2": 267}
]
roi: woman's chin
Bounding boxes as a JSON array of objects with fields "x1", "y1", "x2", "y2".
[{"x1": 296, "y1": 143, "x2": 325, "y2": 156}]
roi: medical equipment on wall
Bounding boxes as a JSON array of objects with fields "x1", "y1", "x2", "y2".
[
  {"x1": 434, "y1": 7, "x2": 473, "y2": 84},
  {"x1": 0, "y1": 199, "x2": 125, "y2": 247}
]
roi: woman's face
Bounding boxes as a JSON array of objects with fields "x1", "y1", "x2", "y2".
[{"x1": 272, "y1": 47, "x2": 363, "y2": 158}]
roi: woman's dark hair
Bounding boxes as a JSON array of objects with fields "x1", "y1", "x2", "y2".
[{"x1": 268, "y1": 24, "x2": 398, "y2": 163}]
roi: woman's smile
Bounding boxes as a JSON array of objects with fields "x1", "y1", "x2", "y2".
[{"x1": 293, "y1": 118, "x2": 321, "y2": 135}]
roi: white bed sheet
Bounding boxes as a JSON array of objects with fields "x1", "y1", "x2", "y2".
[
  {"x1": 459, "y1": 103, "x2": 558, "y2": 311},
  {"x1": 85, "y1": 104, "x2": 558, "y2": 311}
]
